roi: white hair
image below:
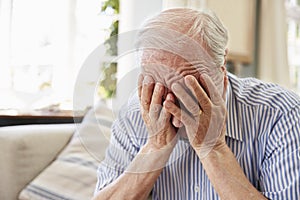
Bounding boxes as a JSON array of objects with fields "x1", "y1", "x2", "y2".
[{"x1": 135, "y1": 8, "x2": 228, "y2": 92}]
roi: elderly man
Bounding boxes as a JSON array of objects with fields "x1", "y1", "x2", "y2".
[{"x1": 93, "y1": 8, "x2": 300, "y2": 199}]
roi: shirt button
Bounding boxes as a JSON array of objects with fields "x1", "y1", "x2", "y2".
[{"x1": 195, "y1": 185, "x2": 200, "y2": 193}]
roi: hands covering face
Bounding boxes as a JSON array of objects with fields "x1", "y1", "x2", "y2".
[
  {"x1": 164, "y1": 74, "x2": 227, "y2": 158},
  {"x1": 138, "y1": 75, "x2": 178, "y2": 150},
  {"x1": 138, "y1": 73, "x2": 227, "y2": 158}
]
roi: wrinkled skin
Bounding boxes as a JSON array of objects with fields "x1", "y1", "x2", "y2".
[
  {"x1": 165, "y1": 74, "x2": 227, "y2": 158},
  {"x1": 138, "y1": 50, "x2": 228, "y2": 158},
  {"x1": 138, "y1": 74, "x2": 178, "y2": 150}
]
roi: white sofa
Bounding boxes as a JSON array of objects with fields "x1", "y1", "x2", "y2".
[
  {"x1": 0, "y1": 102, "x2": 114, "y2": 200},
  {"x1": 0, "y1": 124, "x2": 75, "y2": 200}
]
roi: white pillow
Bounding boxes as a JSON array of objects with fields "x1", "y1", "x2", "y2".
[{"x1": 19, "y1": 101, "x2": 114, "y2": 200}]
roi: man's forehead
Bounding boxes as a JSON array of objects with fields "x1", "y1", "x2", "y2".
[
  {"x1": 141, "y1": 50, "x2": 188, "y2": 66},
  {"x1": 140, "y1": 50, "x2": 203, "y2": 90}
]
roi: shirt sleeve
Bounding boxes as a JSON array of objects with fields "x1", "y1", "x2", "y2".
[
  {"x1": 94, "y1": 103, "x2": 143, "y2": 193},
  {"x1": 259, "y1": 104, "x2": 300, "y2": 199}
]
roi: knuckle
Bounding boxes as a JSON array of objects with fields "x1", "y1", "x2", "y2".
[
  {"x1": 160, "y1": 109, "x2": 170, "y2": 121},
  {"x1": 142, "y1": 100, "x2": 150, "y2": 107},
  {"x1": 160, "y1": 113, "x2": 168, "y2": 121},
  {"x1": 181, "y1": 113, "x2": 189, "y2": 123},
  {"x1": 141, "y1": 109, "x2": 147, "y2": 117},
  {"x1": 143, "y1": 114, "x2": 151, "y2": 124},
  {"x1": 189, "y1": 104, "x2": 200, "y2": 116},
  {"x1": 149, "y1": 104, "x2": 161, "y2": 118},
  {"x1": 150, "y1": 104, "x2": 161, "y2": 112},
  {"x1": 172, "y1": 107, "x2": 181, "y2": 119},
  {"x1": 202, "y1": 100, "x2": 211, "y2": 110}
]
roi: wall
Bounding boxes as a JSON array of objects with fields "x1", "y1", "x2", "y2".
[{"x1": 113, "y1": 0, "x2": 162, "y2": 111}]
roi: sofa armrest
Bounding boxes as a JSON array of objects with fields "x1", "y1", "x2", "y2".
[{"x1": 0, "y1": 124, "x2": 76, "y2": 200}]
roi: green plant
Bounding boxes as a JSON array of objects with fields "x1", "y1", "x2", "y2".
[
  {"x1": 98, "y1": 62, "x2": 117, "y2": 98},
  {"x1": 104, "y1": 20, "x2": 119, "y2": 56},
  {"x1": 101, "y1": 0, "x2": 119, "y2": 13},
  {"x1": 98, "y1": 0, "x2": 119, "y2": 98}
]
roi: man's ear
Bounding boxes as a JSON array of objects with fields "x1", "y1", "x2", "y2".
[{"x1": 221, "y1": 65, "x2": 228, "y2": 101}]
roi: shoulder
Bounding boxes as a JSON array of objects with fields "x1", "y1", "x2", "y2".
[
  {"x1": 228, "y1": 73, "x2": 300, "y2": 114},
  {"x1": 117, "y1": 92, "x2": 142, "y2": 120},
  {"x1": 112, "y1": 92, "x2": 147, "y2": 144}
]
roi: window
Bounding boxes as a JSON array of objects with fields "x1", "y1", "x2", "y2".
[
  {"x1": 286, "y1": 0, "x2": 300, "y2": 94},
  {"x1": 0, "y1": 0, "x2": 115, "y2": 111}
]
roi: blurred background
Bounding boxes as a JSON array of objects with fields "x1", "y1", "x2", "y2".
[{"x1": 0, "y1": 0, "x2": 299, "y2": 114}]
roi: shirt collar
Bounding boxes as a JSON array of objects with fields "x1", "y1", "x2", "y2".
[{"x1": 225, "y1": 74, "x2": 243, "y2": 142}]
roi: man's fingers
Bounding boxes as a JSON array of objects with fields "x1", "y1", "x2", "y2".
[
  {"x1": 184, "y1": 75, "x2": 211, "y2": 112},
  {"x1": 163, "y1": 100, "x2": 193, "y2": 126},
  {"x1": 149, "y1": 83, "x2": 164, "y2": 119},
  {"x1": 171, "y1": 82, "x2": 200, "y2": 117},
  {"x1": 172, "y1": 118, "x2": 183, "y2": 128},
  {"x1": 141, "y1": 75, "x2": 155, "y2": 112},
  {"x1": 164, "y1": 93, "x2": 183, "y2": 127},
  {"x1": 138, "y1": 74, "x2": 144, "y2": 101},
  {"x1": 151, "y1": 83, "x2": 164, "y2": 105},
  {"x1": 199, "y1": 74, "x2": 223, "y2": 105},
  {"x1": 166, "y1": 92, "x2": 175, "y2": 103},
  {"x1": 159, "y1": 106, "x2": 171, "y2": 123},
  {"x1": 159, "y1": 93, "x2": 174, "y2": 122}
]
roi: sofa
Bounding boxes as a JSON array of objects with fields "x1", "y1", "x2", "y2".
[{"x1": 0, "y1": 102, "x2": 114, "y2": 200}]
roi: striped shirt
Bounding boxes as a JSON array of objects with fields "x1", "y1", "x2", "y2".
[{"x1": 96, "y1": 73, "x2": 300, "y2": 199}]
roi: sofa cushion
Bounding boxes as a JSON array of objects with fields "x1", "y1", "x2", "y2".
[
  {"x1": 19, "y1": 101, "x2": 114, "y2": 200},
  {"x1": 0, "y1": 124, "x2": 75, "y2": 200}
]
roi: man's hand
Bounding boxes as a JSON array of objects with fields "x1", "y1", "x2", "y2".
[
  {"x1": 138, "y1": 74, "x2": 178, "y2": 150},
  {"x1": 164, "y1": 74, "x2": 227, "y2": 159}
]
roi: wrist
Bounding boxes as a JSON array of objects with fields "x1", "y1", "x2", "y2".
[
  {"x1": 197, "y1": 142, "x2": 229, "y2": 163},
  {"x1": 125, "y1": 142, "x2": 175, "y2": 174},
  {"x1": 144, "y1": 139, "x2": 176, "y2": 152}
]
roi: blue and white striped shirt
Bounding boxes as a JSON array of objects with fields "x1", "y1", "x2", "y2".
[{"x1": 96, "y1": 73, "x2": 300, "y2": 199}]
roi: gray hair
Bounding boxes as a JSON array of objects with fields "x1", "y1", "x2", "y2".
[
  {"x1": 135, "y1": 8, "x2": 228, "y2": 93},
  {"x1": 136, "y1": 8, "x2": 228, "y2": 67}
]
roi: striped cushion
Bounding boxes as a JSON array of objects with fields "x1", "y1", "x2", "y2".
[{"x1": 19, "y1": 102, "x2": 114, "y2": 200}]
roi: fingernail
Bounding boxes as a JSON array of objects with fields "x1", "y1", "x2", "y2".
[
  {"x1": 156, "y1": 82, "x2": 163, "y2": 87},
  {"x1": 164, "y1": 101, "x2": 171, "y2": 108},
  {"x1": 155, "y1": 83, "x2": 163, "y2": 91},
  {"x1": 175, "y1": 120, "x2": 183, "y2": 127},
  {"x1": 143, "y1": 75, "x2": 152, "y2": 84},
  {"x1": 184, "y1": 75, "x2": 193, "y2": 85},
  {"x1": 166, "y1": 94, "x2": 172, "y2": 101},
  {"x1": 171, "y1": 83, "x2": 179, "y2": 91}
]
